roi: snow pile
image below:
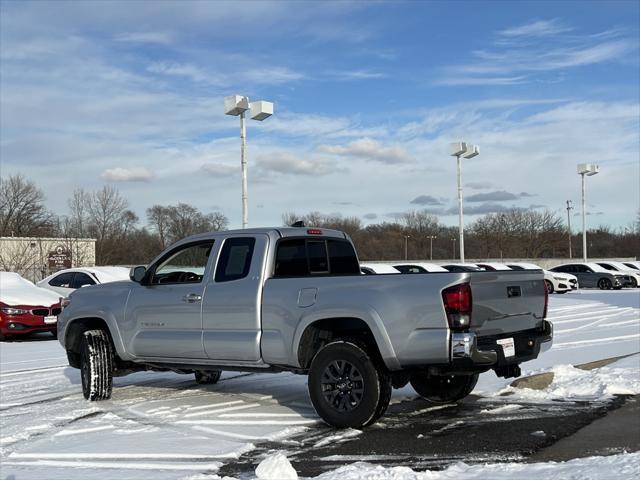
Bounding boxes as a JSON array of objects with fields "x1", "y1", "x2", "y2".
[
  {"x1": 255, "y1": 452, "x2": 297, "y2": 480},
  {"x1": 311, "y1": 452, "x2": 640, "y2": 479},
  {"x1": 314, "y1": 428, "x2": 362, "y2": 448},
  {"x1": 505, "y1": 356, "x2": 640, "y2": 402}
]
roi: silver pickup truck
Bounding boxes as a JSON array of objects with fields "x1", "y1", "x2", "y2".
[{"x1": 58, "y1": 226, "x2": 552, "y2": 427}]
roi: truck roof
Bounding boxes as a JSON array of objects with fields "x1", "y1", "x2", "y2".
[{"x1": 176, "y1": 227, "x2": 348, "y2": 244}]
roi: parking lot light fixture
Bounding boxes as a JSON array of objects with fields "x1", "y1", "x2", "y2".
[
  {"x1": 577, "y1": 163, "x2": 599, "y2": 262},
  {"x1": 450, "y1": 142, "x2": 480, "y2": 262},
  {"x1": 426, "y1": 235, "x2": 437, "y2": 260},
  {"x1": 224, "y1": 95, "x2": 274, "y2": 229}
]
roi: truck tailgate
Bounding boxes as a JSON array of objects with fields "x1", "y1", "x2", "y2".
[{"x1": 468, "y1": 271, "x2": 546, "y2": 336}]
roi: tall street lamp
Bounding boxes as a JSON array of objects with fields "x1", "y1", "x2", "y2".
[
  {"x1": 426, "y1": 235, "x2": 437, "y2": 260},
  {"x1": 450, "y1": 142, "x2": 480, "y2": 262},
  {"x1": 566, "y1": 200, "x2": 573, "y2": 259},
  {"x1": 224, "y1": 95, "x2": 274, "y2": 229},
  {"x1": 577, "y1": 163, "x2": 599, "y2": 262},
  {"x1": 404, "y1": 235, "x2": 411, "y2": 260}
]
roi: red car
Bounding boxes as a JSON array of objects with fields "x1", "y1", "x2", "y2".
[{"x1": 0, "y1": 272, "x2": 62, "y2": 340}]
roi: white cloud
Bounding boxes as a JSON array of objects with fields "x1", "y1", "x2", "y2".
[
  {"x1": 499, "y1": 19, "x2": 572, "y2": 37},
  {"x1": 318, "y1": 138, "x2": 412, "y2": 164},
  {"x1": 101, "y1": 167, "x2": 154, "y2": 182},
  {"x1": 438, "y1": 21, "x2": 637, "y2": 86},
  {"x1": 147, "y1": 61, "x2": 213, "y2": 83},
  {"x1": 115, "y1": 31, "x2": 173, "y2": 45},
  {"x1": 257, "y1": 152, "x2": 341, "y2": 176},
  {"x1": 436, "y1": 75, "x2": 527, "y2": 86},
  {"x1": 328, "y1": 70, "x2": 386, "y2": 80},
  {"x1": 200, "y1": 164, "x2": 238, "y2": 177}
]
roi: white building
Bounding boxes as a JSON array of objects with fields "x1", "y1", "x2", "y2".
[{"x1": 0, "y1": 237, "x2": 96, "y2": 282}]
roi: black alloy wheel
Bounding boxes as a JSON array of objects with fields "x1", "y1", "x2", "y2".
[
  {"x1": 308, "y1": 341, "x2": 390, "y2": 428},
  {"x1": 321, "y1": 359, "x2": 365, "y2": 412},
  {"x1": 544, "y1": 280, "x2": 554, "y2": 294},
  {"x1": 598, "y1": 278, "x2": 612, "y2": 290}
]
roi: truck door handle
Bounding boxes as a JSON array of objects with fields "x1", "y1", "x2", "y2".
[{"x1": 182, "y1": 293, "x2": 202, "y2": 303}]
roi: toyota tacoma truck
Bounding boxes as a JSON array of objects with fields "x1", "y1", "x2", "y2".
[{"x1": 58, "y1": 227, "x2": 552, "y2": 428}]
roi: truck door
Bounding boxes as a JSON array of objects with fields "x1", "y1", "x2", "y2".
[
  {"x1": 202, "y1": 235, "x2": 268, "y2": 361},
  {"x1": 126, "y1": 240, "x2": 216, "y2": 359}
]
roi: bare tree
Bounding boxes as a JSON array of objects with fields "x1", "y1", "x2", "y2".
[
  {"x1": 67, "y1": 188, "x2": 90, "y2": 237},
  {"x1": 147, "y1": 203, "x2": 228, "y2": 247},
  {"x1": 0, "y1": 174, "x2": 55, "y2": 236},
  {"x1": 147, "y1": 205, "x2": 172, "y2": 249}
]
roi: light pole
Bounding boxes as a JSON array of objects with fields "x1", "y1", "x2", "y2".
[
  {"x1": 566, "y1": 200, "x2": 573, "y2": 259},
  {"x1": 426, "y1": 235, "x2": 437, "y2": 260},
  {"x1": 451, "y1": 237, "x2": 456, "y2": 260},
  {"x1": 577, "y1": 164, "x2": 599, "y2": 262},
  {"x1": 450, "y1": 142, "x2": 479, "y2": 262},
  {"x1": 224, "y1": 95, "x2": 274, "y2": 229},
  {"x1": 404, "y1": 235, "x2": 411, "y2": 260}
]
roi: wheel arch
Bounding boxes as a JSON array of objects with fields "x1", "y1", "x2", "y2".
[
  {"x1": 64, "y1": 317, "x2": 118, "y2": 368},
  {"x1": 295, "y1": 314, "x2": 399, "y2": 371}
]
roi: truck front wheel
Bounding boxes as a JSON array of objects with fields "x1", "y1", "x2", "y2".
[
  {"x1": 410, "y1": 372, "x2": 478, "y2": 404},
  {"x1": 308, "y1": 341, "x2": 390, "y2": 428},
  {"x1": 80, "y1": 329, "x2": 114, "y2": 401}
]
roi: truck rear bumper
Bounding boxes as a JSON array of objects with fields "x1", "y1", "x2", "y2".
[{"x1": 451, "y1": 320, "x2": 553, "y2": 367}]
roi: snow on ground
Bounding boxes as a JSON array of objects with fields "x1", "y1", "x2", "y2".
[
  {"x1": 245, "y1": 450, "x2": 640, "y2": 480},
  {"x1": 1, "y1": 289, "x2": 639, "y2": 479}
]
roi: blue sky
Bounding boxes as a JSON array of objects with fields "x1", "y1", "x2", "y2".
[{"x1": 1, "y1": 0, "x2": 638, "y2": 230}]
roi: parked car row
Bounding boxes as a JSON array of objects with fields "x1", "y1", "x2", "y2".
[
  {"x1": 0, "y1": 267, "x2": 130, "y2": 341},
  {"x1": 2, "y1": 258, "x2": 637, "y2": 342},
  {"x1": 361, "y1": 260, "x2": 640, "y2": 292}
]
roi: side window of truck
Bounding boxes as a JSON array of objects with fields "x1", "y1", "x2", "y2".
[
  {"x1": 151, "y1": 241, "x2": 214, "y2": 284},
  {"x1": 327, "y1": 239, "x2": 360, "y2": 274},
  {"x1": 274, "y1": 238, "x2": 359, "y2": 277},
  {"x1": 215, "y1": 237, "x2": 256, "y2": 282}
]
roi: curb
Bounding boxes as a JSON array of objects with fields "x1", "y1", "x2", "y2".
[{"x1": 510, "y1": 352, "x2": 639, "y2": 390}]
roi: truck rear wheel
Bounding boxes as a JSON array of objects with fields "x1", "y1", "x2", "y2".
[
  {"x1": 195, "y1": 370, "x2": 221, "y2": 384},
  {"x1": 410, "y1": 372, "x2": 478, "y2": 404},
  {"x1": 80, "y1": 329, "x2": 113, "y2": 401},
  {"x1": 308, "y1": 341, "x2": 390, "y2": 428}
]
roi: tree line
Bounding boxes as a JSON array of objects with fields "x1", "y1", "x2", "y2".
[{"x1": 1, "y1": 174, "x2": 638, "y2": 266}]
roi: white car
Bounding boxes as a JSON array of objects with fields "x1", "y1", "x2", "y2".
[
  {"x1": 392, "y1": 262, "x2": 449, "y2": 273},
  {"x1": 37, "y1": 267, "x2": 131, "y2": 296},
  {"x1": 360, "y1": 263, "x2": 400, "y2": 275},
  {"x1": 474, "y1": 262, "x2": 513, "y2": 271},
  {"x1": 595, "y1": 261, "x2": 640, "y2": 288},
  {"x1": 621, "y1": 261, "x2": 640, "y2": 271},
  {"x1": 506, "y1": 262, "x2": 578, "y2": 294}
]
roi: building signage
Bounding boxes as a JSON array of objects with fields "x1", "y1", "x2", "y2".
[{"x1": 48, "y1": 245, "x2": 72, "y2": 270}]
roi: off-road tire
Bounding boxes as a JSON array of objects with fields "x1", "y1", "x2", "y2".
[
  {"x1": 80, "y1": 329, "x2": 114, "y2": 401},
  {"x1": 598, "y1": 278, "x2": 612, "y2": 290},
  {"x1": 195, "y1": 370, "x2": 222, "y2": 384},
  {"x1": 544, "y1": 280, "x2": 554, "y2": 294},
  {"x1": 629, "y1": 278, "x2": 638, "y2": 288},
  {"x1": 410, "y1": 372, "x2": 479, "y2": 404},
  {"x1": 308, "y1": 341, "x2": 388, "y2": 428}
]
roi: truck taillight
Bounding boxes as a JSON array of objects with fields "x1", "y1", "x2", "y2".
[
  {"x1": 543, "y1": 282, "x2": 549, "y2": 319},
  {"x1": 442, "y1": 283, "x2": 472, "y2": 331}
]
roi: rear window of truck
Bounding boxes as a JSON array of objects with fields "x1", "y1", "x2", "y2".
[{"x1": 274, "y1": 238, "x2": 359, "y2": 277}]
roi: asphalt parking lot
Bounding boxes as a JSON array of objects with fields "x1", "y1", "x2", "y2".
[{"x1": 219, "y1": 393, "x2": 637, "y2": 478}]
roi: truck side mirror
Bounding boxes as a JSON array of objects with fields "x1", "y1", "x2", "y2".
[{"x1": 130, "y1": 266, "x2": 147, "y2": 283}]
